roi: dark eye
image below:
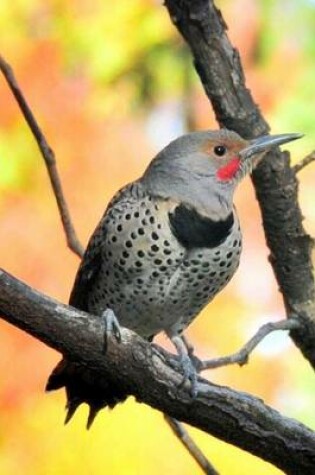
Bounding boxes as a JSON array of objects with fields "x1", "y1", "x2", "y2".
[{"x1": 214, "y1": 145, "x2": 227, "y2": 157}]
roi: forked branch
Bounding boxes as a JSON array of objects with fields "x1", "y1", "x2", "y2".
[{"x1": 199, "y1": 319, "x2": 301, "y2": 370}]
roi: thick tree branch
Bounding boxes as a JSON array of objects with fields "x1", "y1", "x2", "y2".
[
  {"x1": 0, "y1": 268, "x2": 314, "y2": 474},
  {"x1": 164, "y1": 0, "x2": 315, "y2": 369}
]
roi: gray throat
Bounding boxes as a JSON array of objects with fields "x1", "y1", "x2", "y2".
[{"x1": 141, "y1": 164, "x2": 234, "y2": 221}]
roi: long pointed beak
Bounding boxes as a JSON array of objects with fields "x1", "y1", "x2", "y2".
[{"x1": 240, "y1": 133, "x2": 303, "y2": 160}]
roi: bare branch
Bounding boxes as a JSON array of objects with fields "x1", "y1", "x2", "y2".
[
  {"x1": 293, "y1": 151, "x2": 315, "y2": 174},
  {"x1": 164, "y1": 415, "x2": 219, "y2": 475},
  {"x1": 0, "y1": 55, "x2": 84, "y2": 258},
  {"x1": 200, "y1": 319, "x2": 300, "y2": 371},
  {"x1": 0, "y1": 268, "x2": 314, "y2": 474}
]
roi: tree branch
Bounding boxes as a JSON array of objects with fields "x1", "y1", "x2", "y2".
[
  {"x1": 293, "y1": 151, "x2": 315, "y2": 174},
  {"x1": 164, "y1": 0, "x2": 315, "y2": 370},
  {"x1": 0, "y1": 268, "x2": 314, "y2": 474},
  {"x1": 0, "y1": 55, "x2": 84, "y2": 258},
  {"x1": 199, "y1": 319, "x2": 301, "y2": 370},
  {"x1": 164, "y1": 415, "x2": 219, "y2": 475}
]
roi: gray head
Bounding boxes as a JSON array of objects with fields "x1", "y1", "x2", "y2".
[{"x1": 142, "y1": 129, "x2": 302, "y2": 220}]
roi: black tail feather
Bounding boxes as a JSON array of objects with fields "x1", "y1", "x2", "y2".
[
  {"x1": 46, "y1": 359, "x2": 69, "y2": 392},
  {"x1": 64, "y1": 398, "x2": 81, "y2": 425},
  {"x1": 46, "y1": 358, "x2": 127, "y2": 427},
  {"x1": 86, "y1": 406, "x2": 101, "y2": 430}
]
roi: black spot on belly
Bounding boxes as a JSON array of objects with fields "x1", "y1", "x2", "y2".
[{"x1": 169, "y1": 204, "x2": 234, "y2": 249}]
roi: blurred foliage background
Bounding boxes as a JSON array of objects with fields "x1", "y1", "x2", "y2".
[{"x1": 0, "y1": 0, "x2": 314, "y2": 474}]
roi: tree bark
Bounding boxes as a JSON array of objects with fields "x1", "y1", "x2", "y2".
[
  {"x1": 0, "y1": 268, "x2": 314, "y2": 474},
  {"x1": 164, "y1": 0, "x2": 315, "y2": 369}
]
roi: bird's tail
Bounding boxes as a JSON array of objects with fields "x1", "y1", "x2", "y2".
[{"x1": 46, "y1": 358, "x2": 127, "y2": 429}]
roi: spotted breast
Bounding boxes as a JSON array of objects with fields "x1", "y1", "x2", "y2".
[{"x1": 77, "y1": 181, "x2": 242, "y2": 339}]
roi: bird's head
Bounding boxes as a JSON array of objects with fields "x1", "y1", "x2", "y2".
[{"x1": 142, "y1": 129, "x2": 302, "y2": 220}]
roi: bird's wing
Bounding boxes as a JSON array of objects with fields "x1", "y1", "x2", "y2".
[
  {"x1": 69, "y1": 181, "x2": 145, "y2": 311},
  {"x1": 69, "y1": 223, "x2": 106, "y2": 311}
]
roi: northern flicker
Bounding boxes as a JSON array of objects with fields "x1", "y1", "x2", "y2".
[{"x1": 46, "y1": 129, "x2": 301, "y2": 427}]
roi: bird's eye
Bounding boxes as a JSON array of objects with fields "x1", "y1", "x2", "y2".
[{"x1": 214, "y1": 145, "x2": 227, "y2": 157}]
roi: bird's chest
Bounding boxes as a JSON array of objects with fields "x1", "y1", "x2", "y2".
[
  {"x1": 165, "y1": 228, "x2": 242, "y2": 333},
  {"x1": 88, "y1": 195, "x2": 241, "y2": 337}
]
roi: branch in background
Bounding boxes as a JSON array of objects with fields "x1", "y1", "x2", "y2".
[
  {"x1": 164, "y1": 415, "x2": 219, "y2": 475},
  {"x1": 0, "y1": 55, "x2": 84, "y2": 258},
  {"x1": 293, "y1": 150, "x2": 315, "y2": 174},
  {"x1": 0, "y1": 268, "x2": 314, "y2": 475},
  {"x1": 199, "y1": 319, "x2": 300, "y2": 370},
  {"x1": 0, "y1": 55, "x2": 214, "y2": 473},
  {"x1": 164, "y1": 0, "x2": 315, "y2": 370}
]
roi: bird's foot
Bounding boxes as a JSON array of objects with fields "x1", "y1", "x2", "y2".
[
  {"x1": 171, "y1": 335, "x2": 199, "y2": 398},
  {"x1": 181, "y1": 335, "x2": 203, "y2": 372},
  {"x1": 178, "y1": 353, "x2": 198, "y2": 398},
  {"x1": 102, "y1": 308, "x2": 122, "y2": 352}
]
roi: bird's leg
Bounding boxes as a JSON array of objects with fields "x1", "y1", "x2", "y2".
[
  {"x1": 102, "y1": 308, "x2": 122, "y2": 352},
  {"x1": 170, "y1": 334, "x2": 198, "y2": 397},
  {"x1": 180, "y1": 334, "x2": 203, "y2": 372},
  {"x1": 181, "y1": 334, "x2": 195, "y2": 357}
]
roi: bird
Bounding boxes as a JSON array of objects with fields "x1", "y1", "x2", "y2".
[{"x1": 46, "y1": 128, "x2": 301, "y2": 428}]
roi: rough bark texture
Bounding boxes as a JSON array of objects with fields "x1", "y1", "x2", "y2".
[
  {"x1": 164, "y1": 0, "x2": 315, "y2": 368},
  {"x1": 0, "y1": 269, "x2": 315, "y2": 474}
]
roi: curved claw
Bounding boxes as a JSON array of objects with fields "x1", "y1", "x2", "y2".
[{"x1": 102, "y1": 308, "x2": 122, "y2": 352}]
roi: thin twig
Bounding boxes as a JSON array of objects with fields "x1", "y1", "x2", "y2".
[
  {"x1": 0, "y1": 54, "x2": 214, "y2": 474},
  {"x1": 200, "y1": 319, "x2": 301, "y2": 371},
  {"x1": 0, "y1": 55, "x2": 84, "y2": 258},
  {"x1": 164, "y1": 415, "x2": 219, "y2": 475},
  {"x1": 292, "y1": 151, "x2": 315, "y2": 174}
]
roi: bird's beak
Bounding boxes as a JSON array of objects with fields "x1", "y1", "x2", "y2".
[{"x1": 240, "y1": 133, "x2": 303, "y2": 160}]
